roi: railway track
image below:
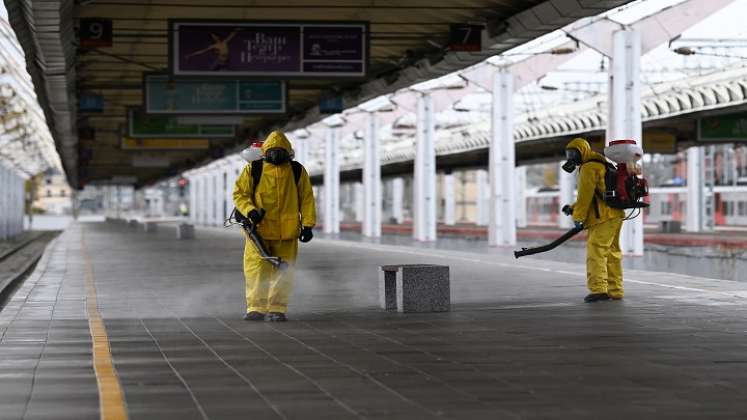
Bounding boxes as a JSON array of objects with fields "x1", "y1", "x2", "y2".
[{"x1": 0, "y1": 231, "x2": 58, "y2": 307}]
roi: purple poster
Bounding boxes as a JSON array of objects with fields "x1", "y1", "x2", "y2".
[{"x1": 171, "y1": 21, "x2": 367, "y2": 77}]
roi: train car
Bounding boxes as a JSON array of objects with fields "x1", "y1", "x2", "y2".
[{"x1": 525, "y1": 186, "x2": 747, "y2": 228}]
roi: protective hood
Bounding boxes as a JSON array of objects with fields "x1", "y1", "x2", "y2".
[
  {"x1": 262, "y1": 131, "x2": 294, "y2": 155},
  {"x1": 565, "y1": 137, "x2": 605, "y2": 163},
  {"x1": 565, "y1": 137, "x2": 591, "y2": 162}
]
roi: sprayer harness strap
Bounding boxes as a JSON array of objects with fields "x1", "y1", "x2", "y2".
[
  {"x1": 582, "y1": 158, "x2": 609, "y2": 220},
  {"x1": 251, "y1": 159, "x2": 302, "y2": 187}
]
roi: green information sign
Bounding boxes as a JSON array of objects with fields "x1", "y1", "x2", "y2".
[
  {"x1": 144, "y1": 74, "x2": 286, "y2": 115},
  {"x1": 699, "y1": 112, "x2": 747, "y2": 142},
  {"x1": 128, "y1": 109, "x2": 235, "y2": 138}
]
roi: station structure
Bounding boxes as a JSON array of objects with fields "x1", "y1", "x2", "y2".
[{"x1": 3, "y1": 2, "x2": 747, "y2": 418}]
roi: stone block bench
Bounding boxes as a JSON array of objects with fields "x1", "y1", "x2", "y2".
[
  {"x1": 379, "y1": 264, "x2": 450, "y2": 313},
  {"x1": 176, "y1": 223, "x2": 195, "y2": 240}
]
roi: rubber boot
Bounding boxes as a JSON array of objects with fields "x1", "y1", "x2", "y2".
[
  {"x1": 584, "y1": 293, "x2": 610, "y2": 303},
  {"x1": 244, "y1": 311, "x2": 265, "y2": 321},
  {"x1": 268, "y1": 312, "x2": 288, "y2": 322}
]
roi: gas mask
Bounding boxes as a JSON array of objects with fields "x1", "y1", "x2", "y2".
[
  {"x1": 562, "y1": 148, "x2": 583, "y2": 173},
  {"x1": 264, "y1": 147, "x2": 291, "y2": 165}
]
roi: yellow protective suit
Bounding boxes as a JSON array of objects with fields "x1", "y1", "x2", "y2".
[
  {"x1": 566, "y1": 138, "x2": 625, "y2": 298},
  {"x1": 233, "y1": 131, "x2": 316, "y2": 314}
]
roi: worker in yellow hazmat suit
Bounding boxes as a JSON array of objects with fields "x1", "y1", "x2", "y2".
[
  {"x1": 233, "y1": 131, "x2": 316, "y2": 321},
  {"x1": 563, "y1": 138, "x2": 625, "y2": 303}
]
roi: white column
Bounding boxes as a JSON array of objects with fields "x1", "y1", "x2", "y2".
[
  {"x1": 231, "y1": 159, "x2": 244, "y2": 199},
  {"x1": 215, "y1": 171, "x2": 222, "y2": 225},
  {"x1": 686, "y1": 146, "x2": 703, "y2": 232},
  {"x1": 206, "y1": 172, "x2": 214, "y2": 225},
  {"x1": 363, "y1": 112, "x2": 382, "y2": 237},
  {"x1": 558, "y1": 163, "x2": 576, "y2": 229},
  {"x1": 391, "y1": 177, "x2": 404, "y2": 224},
  {"x1": 607, "y1": 29, "x2": 643, "y2": 256},
  {"x1": 443, "y1": 173, "x2": 455, "y2": 226},
  {"x1": 475, "y1": 169, "x2": 488, "y2": 225},
  {"x1": 220, "y1": 169, "x2": 228, "y2": 223},
  {"x1": 323, "y1": 128, "x2": 340, "y2": 234},
  {"x1": 208, "y1": 172, "x2": 221, "y2": 226},
  {"x1": 189, "y1": 176, "x2": 197, "y2": 223},
  {"x1": 199, "y1": 174, "x2": 207, "y2": 225},
  {"x1": 0, "y1": 164, "x2": 6, "y2": 240},
  {"x1": 353, "y1": 182, "x2": 364, "y2": 223},
  {"x1": 413, "y1": 93, "x2": 437, "y2": 241},
  {"x1": 13, "y1": 174, "x2": 22, "y2": 236},
  {"x1": 224, "y1": 168, "x2": 233, "y2": 220},
  {"x1": 115, "y1": 185, "x2": 122, "y2": 219},
  {"x1": 294, "y1": 139, "x2": 308, "y2": 166},
  {"x1": 193, "y1": 177, "x2": 200, "y2": 224},
  {"x1": 516, "y1": 166, "x2": 527, "y2": 228},
  {"x1": 488, "y1": 68, "x2": 516, "y2": 246}
]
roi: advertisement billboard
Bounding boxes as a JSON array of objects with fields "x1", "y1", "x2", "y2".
[{"x1": 169, "y1": 20, "x2": 368, "y2": 78}]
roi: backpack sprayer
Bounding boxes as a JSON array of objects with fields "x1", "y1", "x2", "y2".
[{"x1": 514, "y1": 140, "x2": 649, "y2": 259}]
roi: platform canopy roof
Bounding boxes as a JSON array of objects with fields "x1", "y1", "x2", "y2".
[
  {"x1": 0, "y1": 6, "x2": 61, "y2": 179},
  {"x1": 4, "y1": 0, "x2": 638, "y2": 188}
]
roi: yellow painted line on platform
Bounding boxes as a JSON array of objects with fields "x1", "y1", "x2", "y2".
[{"x1": 82, "y1": 231, "x2": 129, "y2": 420}]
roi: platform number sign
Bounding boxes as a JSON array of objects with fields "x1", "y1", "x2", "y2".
[
  {"x1": 79, "y1": 18, "x2": 112, "y2": 48},
  {"x1": 449, "y1": 24, "x2": 483, "y2": 52}
]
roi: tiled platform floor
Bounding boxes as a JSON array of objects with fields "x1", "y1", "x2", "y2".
[{"x1": 2, "y1": 222, "x2": 747, "y2": 419}]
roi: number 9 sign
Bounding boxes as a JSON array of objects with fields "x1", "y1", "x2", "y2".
[{"x1": 79, "y1": 18, "x2": 112, "y2": 48}]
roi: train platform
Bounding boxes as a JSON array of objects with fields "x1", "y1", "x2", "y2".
[
  {"x1": 339, "y1": 223, "x2": 747, "y2": 249},
  {"x1": 2, "y1": 221, "x2": 747, "y2": 419}
]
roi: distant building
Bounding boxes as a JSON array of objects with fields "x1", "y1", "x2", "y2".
[{"x1": 33, "y1": 169, "x2": 72, "y2": 215}]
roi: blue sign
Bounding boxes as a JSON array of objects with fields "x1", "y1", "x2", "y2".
[
  {"x1": 144, "y1": 74, "x2": 286, "y2": 114},
  {"x1": 79, "y1": 93, "x2": 104, "y2": 113},
  {"x1": 319, "y1": 96, "x2": 343, "y2": 114}
]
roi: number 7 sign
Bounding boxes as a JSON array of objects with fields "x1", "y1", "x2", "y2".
[{"x1": 449, "y1": 24, "x2": 483, "y2": 52}]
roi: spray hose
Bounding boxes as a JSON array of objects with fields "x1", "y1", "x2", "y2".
[
  {"x1": 514, "y1": 225, "x2": 584, "y2": 259},
  {"x1": 225, "y1": 208, "x2": 289, "y2": 271}
]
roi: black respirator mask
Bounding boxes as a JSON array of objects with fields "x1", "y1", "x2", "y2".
[
  {"x1": 264, "y1": 147, "x2": 291, "y2": 165},
  {"x1": 562, "y1": 148, "x2": 583, "y2": 173}
]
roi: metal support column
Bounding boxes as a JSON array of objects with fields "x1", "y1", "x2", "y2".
[
  {"x1": 489, "y1": 68, "x2": 516, "y2": 246},
  {"x1": 607, "y1": 29, "x2": 644, "y2": 256},
  {"x1": 475, "y1": 169, "x2": 488, "y2": 226},
  {"x1": 558, "y1": 163, "x2": 576, "y2": 229},
  {"x1": 516, "y1": 166, "x2": 527, "y2": 228},
  {"x1": 704, "y1": 145, "x2": 716, "y2": 231},
  {"x1": 363, "y1": 112, "x2": 382, "y2": 237},
  {"x1": 443, "y1": 173, "x2": 455, "y2": 226},
  {"x1": 353, "y1": 182, "x2": 364, "y2": 223},
  {"x1": 197, "y1": 172, "x2": 207, "y2": 225},
  {"x1": 686, "y1": 147, "x2": 703, "y2": 232},
  {"x1": 0, "y1": 164, "x2": 7, "y2": 239},
  {"x1": 414, "y1": 93, "x2": 437, "y2": 241},
  {"x1": 391, "y1": 177, "x2": 404, "y2": 224},
  {"x1": 207, "y1": 172, "x2": 215, "y2": 225},
  {"x1": 294, "y1": 138, "x2": 308, "y2": 167},
  {"x1": 324, "y1": 128, "x2": 340, "y2": 234},
  {"x1": 189, "y1": 175, "x2": 197, "y2": 223},
  {"x1": 116, "y1": 185, "x2": 122, "y2": 220}
]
